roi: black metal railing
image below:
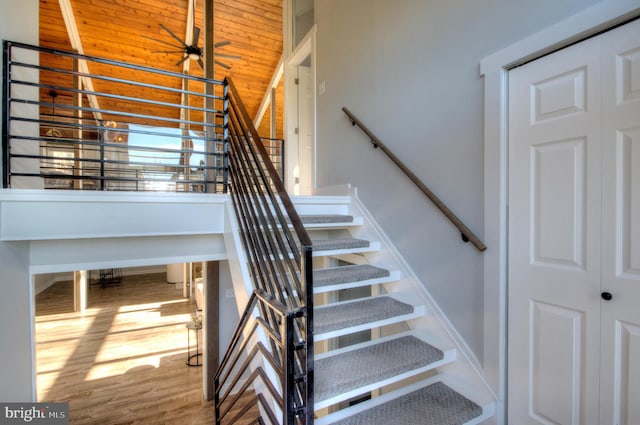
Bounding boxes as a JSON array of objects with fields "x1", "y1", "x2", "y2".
[
  {"x1": 215, "y1": 77, "x2": 313, "y2": 425},
  {"x1": 2, "y1": 40, "x2": 307, "y2": 423},
  {"x1": 2, "y1": 41, "x2": 284, "y2": 192},
  {"x1": 342, "y1": 106, "x2": 487, "y2": 252}
]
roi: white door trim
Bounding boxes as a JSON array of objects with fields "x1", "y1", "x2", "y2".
[
  {"x1": 480, "y1": 2, "x2": 640, "y2": 424},
  {"x1": 284, "y1": 26, "x2": 317, "y2": 194}
]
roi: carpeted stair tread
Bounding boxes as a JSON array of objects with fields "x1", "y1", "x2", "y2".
[
  {"x1": 312, "y1": 238, "x2": 370, "y2": 251},
  {"x1": 315, "y1": 335, "x2": 444, "y2": 402},
  {"x1": 314, "y1": 265, "x2": 390, "y2": 288},
  {"x1": 331, "y1": 381, "x2": 483, "y2": 425},
  {"x1": 299, "y1": 214, "x2": 354, "y2": 224},
  {"x1": 315, "y1": 296, "x2": 413, "y2": 334}
]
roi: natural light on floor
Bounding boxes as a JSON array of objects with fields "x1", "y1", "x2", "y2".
[
  {"x1": 35, "y1": 275, "x2": 199, "y2": 402},
  {"x1": 86, "y1": 302, "x2": 192, "y2": 381}
]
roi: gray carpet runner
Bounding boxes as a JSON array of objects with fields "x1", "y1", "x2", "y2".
[
  {"x1": 315, "y1": 335, "x2": 444, "y2": 402},
  {"x1": 315, "y1": 296, "x2": 413, "y2": 334},
  {"x1": 294, "y1": 210, "x2": 486, "y2": 424},
  {"x1": 299, "y1": 214, "x2": 354, "y2": 224},
  {"x1": 314, "y1": 264, "x2": 390, "y2": 288},
  {"x1": 331, "y1": 381, "x2": 483, "y2": 425},
  {"x1": 312, "y1": 238, "x2": 370, "y2": 251}
]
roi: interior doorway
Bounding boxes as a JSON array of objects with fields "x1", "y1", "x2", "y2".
[
  {"x1": 296, "y1": 55, "x2": 314, "y2": 195},
  {"x1": 33, "y1": 266, "x2": 212, "y2": 423},
  {"x1": 285, "y1": 28, "x2": 316, "y2": 195}
]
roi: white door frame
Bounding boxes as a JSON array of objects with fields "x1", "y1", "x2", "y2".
[
  {"x1": 480, "y1": 2, "x2": 640, "y2": 424},
  {"x1": 284, "y1": 26, "x2": 317, "y2": 194}
]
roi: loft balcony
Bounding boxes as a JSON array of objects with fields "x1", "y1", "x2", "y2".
[{"x1": 2, "y1": 41, "x2": 283, "y2": 194}]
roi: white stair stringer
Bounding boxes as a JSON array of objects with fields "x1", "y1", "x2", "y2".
[
  {"x1": 290, "y1": 193, "x2": 496, "y2": 424},
  {"x1": 346, "y1": 193, "x2": 496, "y2": 403},
  {"x1": 222, "y1": 200, "x2": 283, "y2": 420}
]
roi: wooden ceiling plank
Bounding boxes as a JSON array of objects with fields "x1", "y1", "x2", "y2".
[{"x1": 40, "y1": 0, "x2": 283, "y2": 131}]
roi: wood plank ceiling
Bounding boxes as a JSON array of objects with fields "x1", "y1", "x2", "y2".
[{"x1": 38, "y1": 0, "x2": 283, "y2": 136}]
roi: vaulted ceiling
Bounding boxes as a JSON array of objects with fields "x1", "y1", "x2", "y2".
[{"x1": 38, "y1": 0, "x2": 283, "y2": 134}]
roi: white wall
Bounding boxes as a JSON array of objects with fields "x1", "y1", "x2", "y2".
[
  {"x1": 33, "y1": 272, "x2": 72, "y2": 295},
  {"x1": 218, "y1": 261, "x2": 239, "y2": 359},
  {"x1": 1, "y1": 191, "x2": 227, "y2": 241},
  {"x1": 34, "y1": 266, "x2": 164, "y2": 295},
  {"x1": 0, "y1": 241, "x2": 34, "y2": 401},
  {"x1": 0, "y1": 0, "x2": 39, "y2": 401},
  {"x1": 314, "y1": 0, "x2": 602, "y2": 370}
]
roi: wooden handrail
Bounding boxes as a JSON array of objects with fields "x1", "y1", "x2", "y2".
[{"x1": 342, "y1": 106, "x2": 487, "y2": 252}]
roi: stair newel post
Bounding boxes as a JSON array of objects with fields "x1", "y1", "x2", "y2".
[
  {"x1": 283, "y1": 312, "x2": 297, "y2": 425},
  {"x1": 301, "y1": 245, "x2": 314, "y2": 424}
]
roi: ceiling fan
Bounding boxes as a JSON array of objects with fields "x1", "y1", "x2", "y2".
[{"x1": 143, "y1": 12, "x2": 240, "y2": 70}]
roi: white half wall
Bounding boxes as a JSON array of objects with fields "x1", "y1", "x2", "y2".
[{"x1": 0, "y1": 191, "x2": 227, "y2": 241}]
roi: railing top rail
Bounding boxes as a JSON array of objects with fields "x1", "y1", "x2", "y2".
[
  {"x1": 227, "y1": 76, "x2": 312, "y2": 248},
  {"x1": 342, "y1": 106, "x2": 487, "y2": 252}
]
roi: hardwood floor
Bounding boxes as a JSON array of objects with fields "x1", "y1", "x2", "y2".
[{"x1": 35, "y1": 272, "x2": 260, "y2": 425}]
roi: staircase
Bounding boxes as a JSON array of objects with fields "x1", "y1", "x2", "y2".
[
  {"x1": 294, "y1": 196, "x2": 495, "y2": 424},
  {"x1": 218, "y1": 76, "x2": 494, "y2": 424}
]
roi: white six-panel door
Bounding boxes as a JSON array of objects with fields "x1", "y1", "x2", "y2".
[
  {"x1": 599, "y1": 19, "x2": 640, "y2": 425},
  {"x1": 508, "y1": 19, "x2": 640, "y2": 425}
]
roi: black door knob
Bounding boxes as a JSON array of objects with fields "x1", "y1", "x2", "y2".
[{"x1": 601, "y1": 292, "x2": 613, "y2": 301}]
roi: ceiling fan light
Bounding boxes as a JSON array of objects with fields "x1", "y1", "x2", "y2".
[{"x1": 188, "y1": 52, "x2": 200, "y2": 60}]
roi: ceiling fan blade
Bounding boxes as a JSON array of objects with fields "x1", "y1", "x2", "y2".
[
  {"x1": 215, "y1": 53, "x2": 241, "y2": 60},
  {"x1": 193, "y1": 27, "x2": 200, "y2": 48},
  {"x1": 197, "y1": 58, "x2": 204, "y2": 69},
  {"x1": 176, "y1": 56, "x2": 189, "y2": 67},
  {"x1": 160, "y1": 23, "x2": 187, "y2": 47},
  {"x1": 142, "y1": 35, "x2": 184, "y2": 50},
  {"x1": 214, "y1": 40, "x2": 231, "y2": 48},
  {"x1": 215, "y1": 60, "x2": 232, "y2": 70}
]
